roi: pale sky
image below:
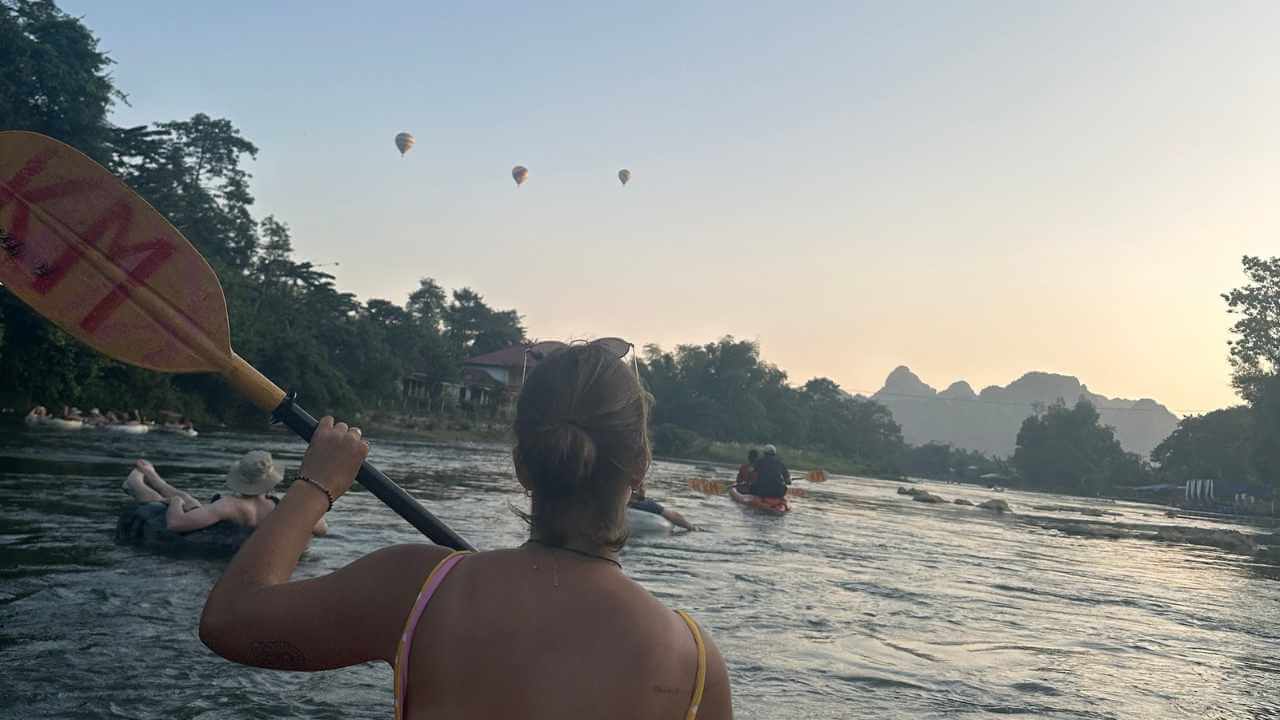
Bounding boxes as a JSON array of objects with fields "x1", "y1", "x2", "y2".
[{"x1": 64, "y1": 1, "x2": 1280, "y2": 416}]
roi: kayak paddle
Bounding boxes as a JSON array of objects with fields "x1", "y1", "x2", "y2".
[
  {"x1": 0, "y1": 131, "x2": 474, "y2": 551},
  {"x1": 687, "y1": 477, "x2": 807, "y2": 498}
]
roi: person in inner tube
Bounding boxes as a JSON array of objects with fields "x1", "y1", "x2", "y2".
[
  {"x1": 123, "y1": 452, "x2": 327, "y2": 536},
  {"x1": 628, "y1": 485, "x2": 698, "y2": 531}
]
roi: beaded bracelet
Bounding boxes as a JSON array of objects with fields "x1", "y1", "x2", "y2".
[{"x1": 297, "y1": 475, "x2": 335, "y2": 512}]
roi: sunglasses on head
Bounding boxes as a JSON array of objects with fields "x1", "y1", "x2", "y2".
[
  {"x1": 524, "y1": 337, "x2": 632, "y2": 361},
  {"x1": 521, "y1": 337, "x2": 640, "y2": 382}
]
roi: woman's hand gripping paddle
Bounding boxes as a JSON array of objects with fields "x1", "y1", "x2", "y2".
[{"x1": 0, "y1": 131, "x2": 473, "y2": 550}]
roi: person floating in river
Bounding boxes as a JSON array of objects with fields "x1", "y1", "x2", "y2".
[
  {"x1": 628, "y1": 485, "x2": 699, "y2": 531},
  {"x1": 199, "y1": 342, "x2": 731, "y2": 719},
  {"x1": 749, "y1": 444, "x2": 790, "y2": 498},
  {"x1": 124, "y1": 453, "x2": 327, "y2": 536}
]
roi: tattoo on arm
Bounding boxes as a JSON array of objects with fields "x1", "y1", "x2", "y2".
[
  {"x1": 652, "y1": 684, "x2": 686, "y2": 696},
  {"x1": 249, "y1": 640, "x2": 307, "y2": 670}
]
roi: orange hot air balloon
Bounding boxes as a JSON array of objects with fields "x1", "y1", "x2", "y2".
[{"x1": 512, "y1": 165, "x2": 529, "y2": 186}]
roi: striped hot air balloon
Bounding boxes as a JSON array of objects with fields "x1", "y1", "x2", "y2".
[
  {"x1": 618, "y1": 169, "x2": 631, "y2": 185},
  {"x1": 394, "y1": 132, "x2": 415, "y2": 157},
  {"x1": 512, "y1": 165, "x2": 529, "y2": 186}
]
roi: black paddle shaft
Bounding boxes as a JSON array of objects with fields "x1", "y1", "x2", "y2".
[{"x1": 271, "y1": 394, "x2": 476, "y2": 551}]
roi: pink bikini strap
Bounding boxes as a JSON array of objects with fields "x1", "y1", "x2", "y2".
[{"x1": 394, "y1": 550, "x2": 469, "y2": 720}]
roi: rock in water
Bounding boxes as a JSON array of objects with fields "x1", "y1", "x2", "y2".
[
  {"x1": 912, "y1": 492, "x2": 946, "y2": 504},
  {"x1": 1155, "y1": 527, "x2": 1258, "y2": 555},
  {"x1": 978, "y1": 499, "x2": 1011, "y2": 513},
  {"x1": 1053, "y1": 522, "x2": 1128, "y2": 539},
  {"x1": 953, "y1": 498, "x2": 974, "y2": 506}
]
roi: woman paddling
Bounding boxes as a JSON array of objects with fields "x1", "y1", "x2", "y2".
[
  {"x1": 200, "y1": 342, "x2": 732, "y2": 719},
  {"x1": 125, "y1": 453, "x2": 327, "y2": 536}
]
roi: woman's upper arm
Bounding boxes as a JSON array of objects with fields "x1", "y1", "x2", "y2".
[{"x1": 200, "y1": 543, "x2": 450, "y2": 671}]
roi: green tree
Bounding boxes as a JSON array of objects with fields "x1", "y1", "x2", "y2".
[
  {"x1": 0, "y1": 0, "x2": 526, "y2": 423},
  {"x1": 1013, "y1": 399, "x2": 1150, "y2": 494},
  {"x1": 444, "y1": 288, "x2": 525, "y2": 356},
  {"x1": 0, "y1": 0, "x2": 121, "y2": 161},
  {"x1": 1151, "y1": 407, "x2": 1256, "y2": 490},
  {"x1": 1222, "y1": 256, "x2": 1280, "y2": 498},
  {"x1": 901, "y1": 442, "x2": 954, "y2": 479},
  {"x1": 0, "y1": 0, "x2": 121, "y2": 409},
  {"x1": 641, "y1": 337, "x2": 904, "y2": 472},
  {"x1": 111, "y1": 114, "x2": 260, "y2": 271},
  {"x1": 407, "y1": 278, "x2": 448, "y2": 332},
  {"x1": 1223, "y1": 255, "x2": 1280, "y2": 402}
]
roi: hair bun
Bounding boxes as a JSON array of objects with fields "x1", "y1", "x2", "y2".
[{"x1": 537, "y1": 420, "x2": 597, "y2": 498}]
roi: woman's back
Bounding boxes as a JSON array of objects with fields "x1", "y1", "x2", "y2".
[
  {"x1": 201, "y1": 344, "x2": 730, "y2": 718},
  {"x1": 400, "y1": 546, "x2": 712, "y2": 719}
]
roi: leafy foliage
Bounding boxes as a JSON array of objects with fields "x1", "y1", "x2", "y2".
[
  {"x1": 1216, "y1": 256, "x2": 1280, "y2": 498},
  {"x1": 1151, "y1": 407, "x2": 1257, "y2": 490},
  {"x1": 1223, "y1": 255, "x2": 1280, "y2": 402},
  {"x1": 642, "y1": 337, "x2": 905, "y2": 473},
  {"x1": 0, "y1": 1, "x2": 524, "y2": 421},
  {"x1": 1013, "y1": 400, "x2": 1151, "y2": 495}
]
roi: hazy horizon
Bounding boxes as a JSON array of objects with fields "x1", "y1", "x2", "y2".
[{"x1": 62, "y1": 1, "x2": 1280, "y2": 416}]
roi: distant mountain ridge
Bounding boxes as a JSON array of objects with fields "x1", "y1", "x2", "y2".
[{"x1": 870, "y1": 366, "x2": 1179, "y2": 457}]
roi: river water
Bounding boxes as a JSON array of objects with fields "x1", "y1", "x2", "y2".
[{"x1": 1, "y1": 426, "x2": 1278, "y2": 719}]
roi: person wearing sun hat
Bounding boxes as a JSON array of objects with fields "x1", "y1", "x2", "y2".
[
  {"x1": 124, "y1": 451, "x2": 327, "y2": 536},
  {"x1": 225, "y1": 450, "x2": 284, "y2": 495}
]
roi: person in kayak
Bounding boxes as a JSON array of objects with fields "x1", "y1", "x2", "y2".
[
  {"x1": 734, "y1": 449, "x2": 759, "y2": 491},
  {"x1": 124, "y1": 453, "x2": 327, "y2": 536},
  {"x1": 748, "y1": 444, "x2": 790, "y2": 498},
  {"x1": 200, "y1": 343, "x2": 732, "y2": 719},
  {"x1": 629, "y1": 486, "x2": 698, "y2": 531}
]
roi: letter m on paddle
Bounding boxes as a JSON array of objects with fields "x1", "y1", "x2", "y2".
[{"x1": 0, "y1": 151, "x2": 175, "y2": 334}]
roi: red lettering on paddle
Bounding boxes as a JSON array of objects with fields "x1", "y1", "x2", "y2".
[
  {"x1": 1, "y1": 148, "x2": 176, "y2": 333},
  {"x1": 30, "y1": 198, "x2": 129, "y2": 293},
  {"x1": 80, "y1": 236, "x2": 175, "y2": 333}
]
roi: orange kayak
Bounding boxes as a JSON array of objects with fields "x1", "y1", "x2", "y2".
[{"x1": 729, "y1": 487, "x2": 790, "y2": 514}]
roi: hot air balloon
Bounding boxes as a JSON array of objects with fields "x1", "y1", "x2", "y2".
[
  {"x1": 394, "y1": 132, "x2": 415, "y2": 157},
  {"x1": 618, "y1": 169, "x2": 631, "y2": 186},
  {"x1": 512, "y1": 165, "x2": 529, "y2": 187}
]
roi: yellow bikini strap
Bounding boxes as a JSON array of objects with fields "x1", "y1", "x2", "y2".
[{"x1": 675, "y1": 610, "x2": 707, "y2": 720}]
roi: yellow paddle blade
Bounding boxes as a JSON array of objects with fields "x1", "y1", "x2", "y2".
[
  {"x1": 806, "y1": 469, "x2": 828, "y2": 483},
  {"x1": 0, "y1": 131, "x2": 231, "y2": 374}
]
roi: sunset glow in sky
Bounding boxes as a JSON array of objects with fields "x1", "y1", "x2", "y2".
[{"x1": 66, "y1": 1, "x2": 1280, "y2": 415}]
